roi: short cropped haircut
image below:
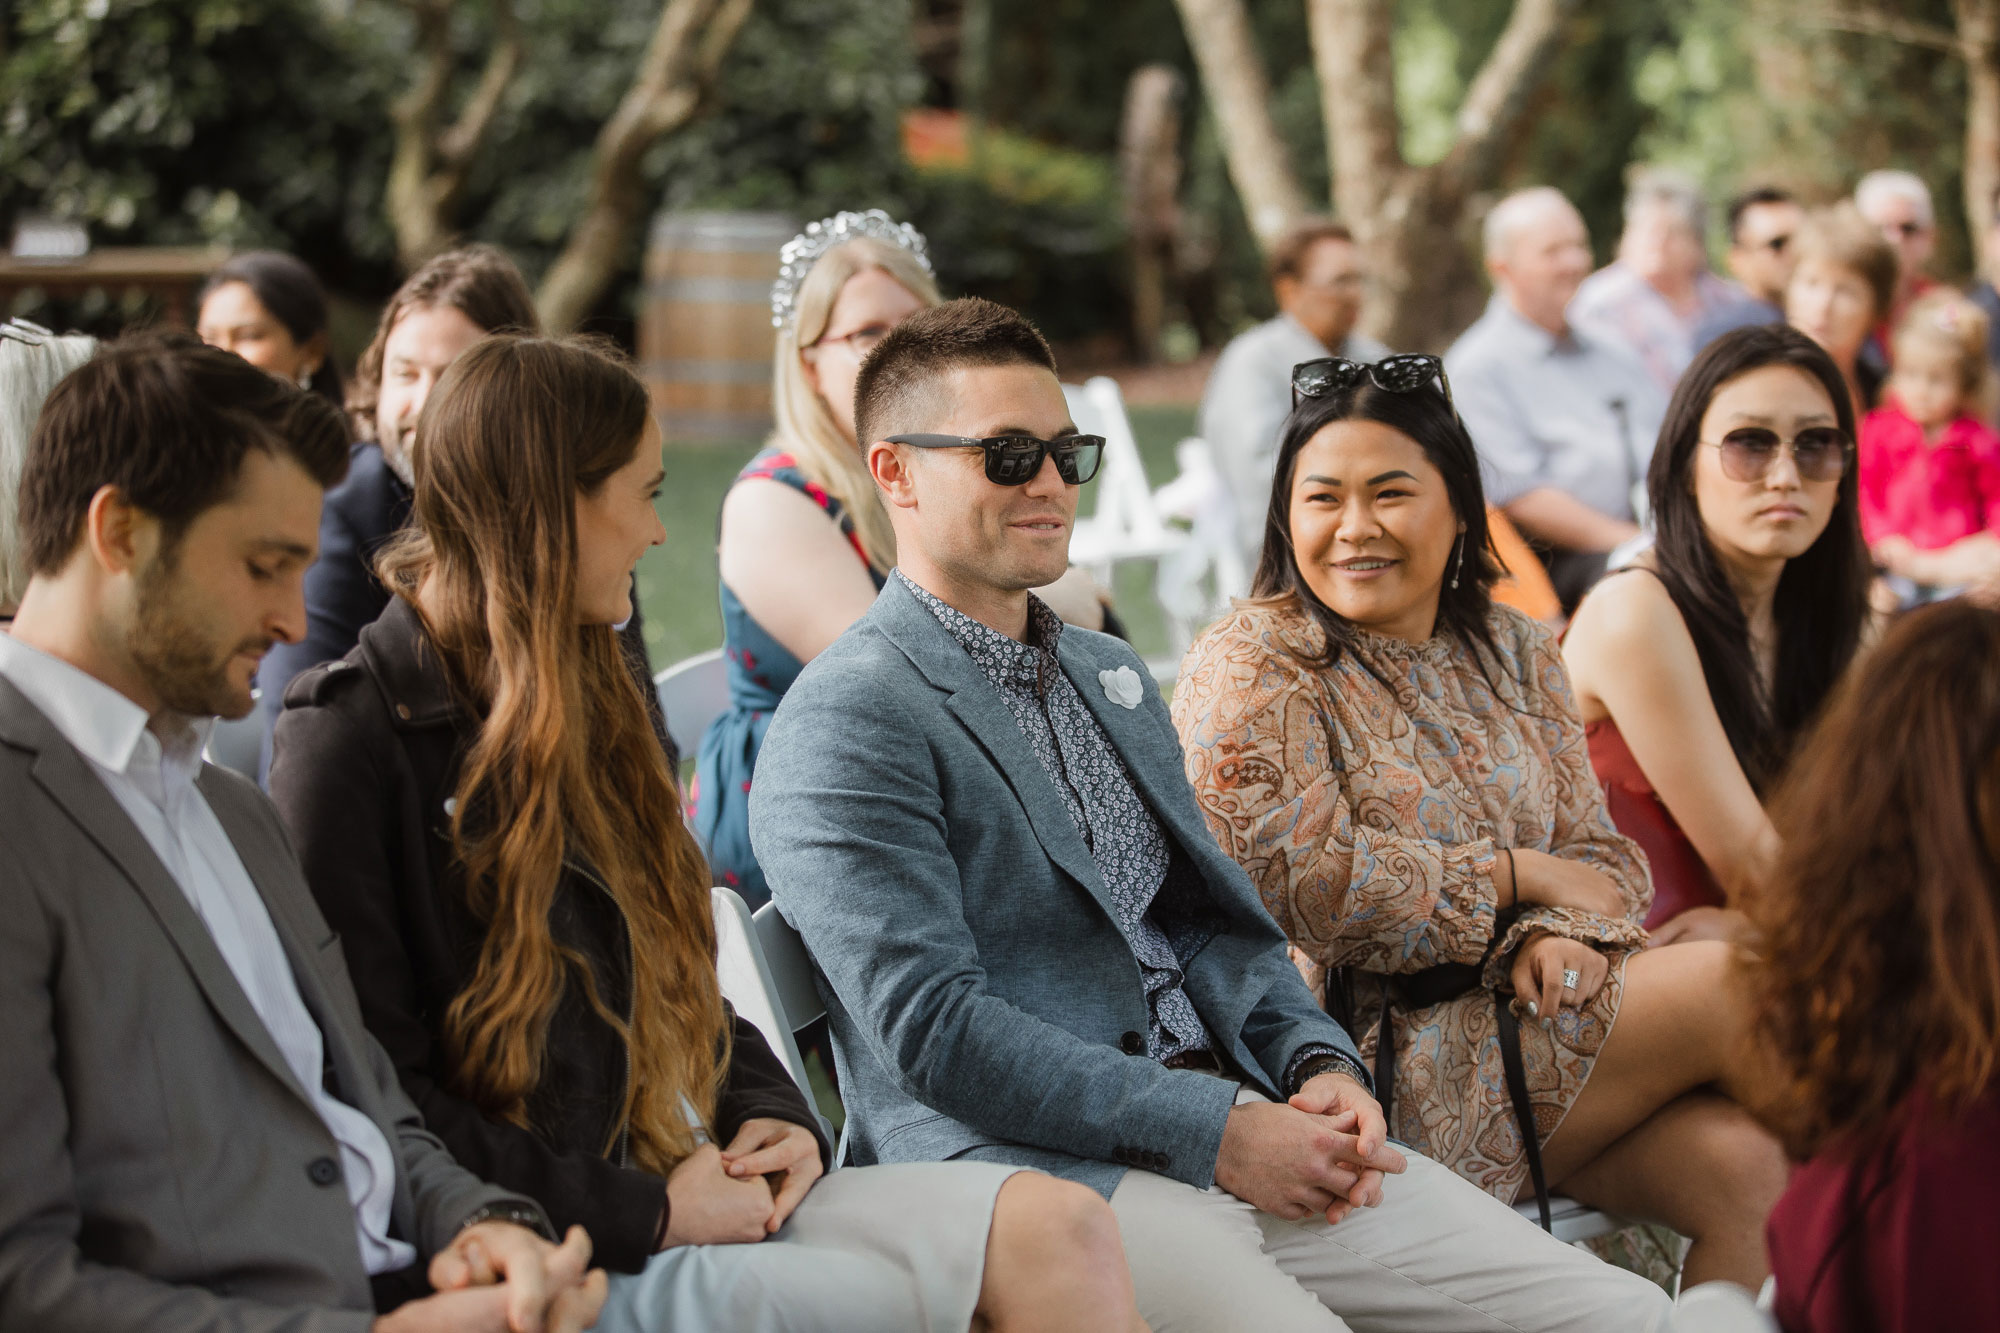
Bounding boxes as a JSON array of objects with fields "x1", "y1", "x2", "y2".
[
  {"x1": 1792, "y1": 203, "x2": 1899, "y2": 327},
  {"x1": 1623, "y1": 167, "x2": 1706, "y2": 238},
  {"x1": 1854, "y1": 169, "x2": 1934, "y2": 229},
  {"x1": 1266, "y1": 218, "x2": 1356, "y2": 287},
  {"x1": 1481, "y1": 186, "x2": 1577, "y2": 264},
  {"x1": 347, "y1": 243, "x2": 540, "y2": 441},
  {"x1": 852, "y1": 297, "x2": 1057, "y2": 448},
  {"x1": 1726, "y1": 186, "x2": 1796, "y2": 246},
  {"x1": 18, "y1": 330, "x2": 351, "y2": 575}
]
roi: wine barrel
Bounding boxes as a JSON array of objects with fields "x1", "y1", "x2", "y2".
[{"x1": 639, "y1": 211, "x2": 795, "y2": 442}]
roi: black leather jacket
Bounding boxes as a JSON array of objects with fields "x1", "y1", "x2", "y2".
[{"x1": 268, "y1": 596, "x2": 825, "y2": 1274}]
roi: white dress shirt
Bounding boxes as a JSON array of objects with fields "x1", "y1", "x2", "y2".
[
  {"x1": 0, "y1": 633, "x2": 415, "y2": 1275},
  {"x1": 1445, "y1": 294, "x2": 1668, "y2": 523}
]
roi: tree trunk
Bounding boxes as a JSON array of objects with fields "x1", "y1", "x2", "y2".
[
  {"x1": 1307, "y1": 0, "x2": 1404, "y2": 234},
  {"x1": 1304, "y1": 0, "x2": 1578, "y2": 350},
  {"x1": 1121, "y1": 65, "x2": 1185, "y2": 361},
  {"x1": 1958, "y1": 0, "x2": 2000, "y2": 276},
  {"x1": 1168, "y1": 0, "x2": 1311, "y2": 250},
  {"x1": 384, "y1": 0, "x2": 522, "y2": 272},
  {"x1": 535, "y1": 0, "x2": 754, "y2": 332}
]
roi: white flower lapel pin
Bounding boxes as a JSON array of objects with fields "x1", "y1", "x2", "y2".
[{"x1": 1099, "y1": 665, "x2": 1144, "y2": 710}]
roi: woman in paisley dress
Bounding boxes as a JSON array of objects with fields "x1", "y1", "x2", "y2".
[
  {"x1": 695, "y1": 212, "x2": 1110, "y2": 905},
  {"x1": 1170, "y1": 354, "x2": 1785, "y2": 1290}
]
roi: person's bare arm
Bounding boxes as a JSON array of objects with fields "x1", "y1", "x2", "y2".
[
  {"x1": 1503, "y1": 488, "x2": 1641, "y2": 554},
  {"x1": 1563, "y1": 572, "x2": 1777, "y2": 903},
  {"x1": 1879, "y1": 531, "x2": 2000, "y2": 587},
  {"x1": 718, "y1": 478, "x2": 883, "y2": 664}
]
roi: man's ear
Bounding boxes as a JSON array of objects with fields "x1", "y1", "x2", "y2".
[
  {"x1": 868, "y1": 440, "x2": 920, "y2": 511},
  {"x1": 83, "y1": 485, "x2": 152, "y2": 577}
]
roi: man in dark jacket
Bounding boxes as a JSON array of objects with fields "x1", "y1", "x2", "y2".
[{"x1": 253, "y1": 245, "x2": 673, "y2": 779}]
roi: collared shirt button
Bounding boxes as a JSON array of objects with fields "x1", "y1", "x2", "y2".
[{"x1": 306, "y1": 1156, "x2": 341, "y2": 1187}]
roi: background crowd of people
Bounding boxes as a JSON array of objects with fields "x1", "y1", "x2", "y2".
[{"x1": 2, "y1": 148, "x2": 1999, "y2": 1333}]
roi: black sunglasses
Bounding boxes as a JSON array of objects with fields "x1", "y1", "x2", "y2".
[
  {"x1": 885, "y1": 433, "x2": 1106, "y2": 486},
  {"x1": 1291, "y1": 354, "x2": 1453, "y2": 408}
]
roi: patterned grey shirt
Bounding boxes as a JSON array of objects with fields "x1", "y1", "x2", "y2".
[{"x1": 899, "y1": 571, "x2": 1216, "y2": 1060}]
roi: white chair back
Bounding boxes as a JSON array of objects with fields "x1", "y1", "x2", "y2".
[
  {"x1": 1065, "y1": 376, "x2": 1183, "y2": 568},
  {"x1": 711, "y1": 886, "x2": 812, "y2": 1095},
  {"x1": 654, "y1": 649, "x2": 729, "y2": 759}
]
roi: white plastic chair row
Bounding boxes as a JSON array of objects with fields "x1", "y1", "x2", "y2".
[{"x1": 1064, "y1": 375, "x2": 1246, "y2": 668}]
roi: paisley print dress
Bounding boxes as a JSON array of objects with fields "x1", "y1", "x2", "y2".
[{"x1": 1170, "y1": 599, "x2": 1651, "y2": 1202}]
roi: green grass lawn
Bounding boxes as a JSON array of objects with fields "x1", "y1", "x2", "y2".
[{"x1": 634, "y1": 403, "x2": 1201, "y2": 672}]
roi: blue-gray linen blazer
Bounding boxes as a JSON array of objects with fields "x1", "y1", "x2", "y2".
[{"x1": 748, "y1": 575, "x2": 1364, "y2": 1197}]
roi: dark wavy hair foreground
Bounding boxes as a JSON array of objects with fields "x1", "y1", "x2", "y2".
[{"x1": 1750, "y1": 599, "x2": 2000, "y2": 1160}]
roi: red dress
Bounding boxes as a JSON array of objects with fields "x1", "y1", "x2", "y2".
[
  {"x1": 1584, "y1": 717, "x2": 1724, "y2": 929},
  {"x1": 1769, "y1": 1083, "x2": 2000, "y2": 1332}
]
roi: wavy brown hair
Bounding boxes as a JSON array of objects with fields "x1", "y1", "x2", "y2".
[
  {"x1": 1749, "y1": 599, "x2": 2000, "y2": 1159},
  {"x1": 376, "y1": 333, "x2": 724, "y2": 1171}
]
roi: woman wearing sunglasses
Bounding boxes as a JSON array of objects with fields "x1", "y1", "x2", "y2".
[
  {"x1": 1171, "y1": 353, "x2": 1785, "y2": 1289},
  {"x1": 698, "y1": 211, "x2": 1111, "y2": 907},
  {"x1": 1563, "y1": 325, "x2": 1871, "y2": 945}
]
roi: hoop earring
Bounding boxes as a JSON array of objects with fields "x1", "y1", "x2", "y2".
[
  {"x1": 296, "y1": 367, "x2": 313, "y2": 390},
  {"x1": 1449, "y1": 533, "x2": 1465, "y2": 590}
]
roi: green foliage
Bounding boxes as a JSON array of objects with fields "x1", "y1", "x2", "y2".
[
  {"x1": 1635, "y1": 0, "x2": 1972, "y2": 277},
  {"x1": 1, "y1": 0, "x2": 399, "y2": 287},
  {"x1": 908, "y1": 126, "x2": 1124, "y2": 341}
]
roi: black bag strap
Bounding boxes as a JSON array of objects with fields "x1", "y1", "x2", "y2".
[{"x1": 1495, "y1": 997, "x2": 1553, "y2": 1232}]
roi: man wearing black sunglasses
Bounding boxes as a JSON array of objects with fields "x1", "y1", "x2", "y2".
[
  {"x1": 1694, "y1": 186, "x2": 1803, "y2": 353},
  {"x1": 749, "y1": 297, "x2": 1666, "y2": 1331}
]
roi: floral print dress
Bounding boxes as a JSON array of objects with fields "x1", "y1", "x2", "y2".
[{"x1": 1171, "y1": 599, "x2": 1650, "y2": 1202}]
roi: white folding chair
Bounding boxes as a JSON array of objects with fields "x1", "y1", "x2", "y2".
[
  {"x1": 654, "y1": 649, "x2": 729, "y2": 759},
  {"x1": 1515, "y1": 1195, "x2": 1627, "y2": 1244},
  {"x1": 710, "y1": 886, "x2": 835, "y2": 1143}
]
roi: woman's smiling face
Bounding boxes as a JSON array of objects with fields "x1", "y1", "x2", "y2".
[{"x1": 1289, "y1": 417, "x2": 1463, "y2": 643}]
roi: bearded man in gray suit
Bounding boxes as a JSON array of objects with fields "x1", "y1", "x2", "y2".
[
  {"x1": 0, "y1": 332, "x2": 604, "y2": 1333},
  {"x1": 750, "y1": 299, "x2": 1672, "y2": 1332}
]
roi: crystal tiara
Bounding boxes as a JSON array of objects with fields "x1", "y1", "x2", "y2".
[{"x1": 770, "y1": 209, "x2": 933, "y2": 330}]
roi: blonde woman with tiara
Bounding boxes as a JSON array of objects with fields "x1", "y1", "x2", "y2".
[
  {"x1": 269, "y1": 334, "x2": 1149, "y2": 1333},
  {"x1": 695, "y1": 210, "x2": 1108, "y2": 904},
  {"x1": 1859, "y1": 288, "x2": 2000, "y2": 604}
]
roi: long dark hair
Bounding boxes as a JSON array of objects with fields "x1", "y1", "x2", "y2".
[
  {"x1": 1251, "y1": 378, "x2": 1505, "y2": 671},
  {"x1": 1646, "y1": 324, "x2": 1871, "y2": 792},
  {"x1": 375, "y1": 335, "x2": 725, "y2": 1172},
  {"x1": 1751, "y1": 599, "x2": 2000, "y2": 1160},
  {"x1": 199, "y1": 251, "x2": 343, "y2": 406}
]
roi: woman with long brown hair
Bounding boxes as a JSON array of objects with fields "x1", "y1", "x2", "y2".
[
  {"x1": 268, "y1": 334, "x2": 1147, "y2": 1332},
  {"x1": 1750, "y1": 598, "x2": 2000, "y2": 1330}
]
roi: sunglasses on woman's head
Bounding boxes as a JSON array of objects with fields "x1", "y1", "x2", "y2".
[
  {"x1": 1702, "y1": 426, "x2": 1851, "y2": 483},
  {"x1": 1291, "y1": 354, "x2": 1453, "y2": 408},
  {"x1": 885, "y1": 433, "x2": 1106, "y2": 486}
]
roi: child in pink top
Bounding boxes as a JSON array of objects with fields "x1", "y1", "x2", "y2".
[{"x1": 1859, "y1": 290, "x2": 2000, "y2": 602}]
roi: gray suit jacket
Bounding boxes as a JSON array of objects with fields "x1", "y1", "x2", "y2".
[
  {"x1": 749, "y1": 576, "x2": 1363, "y2": 1197},
  {"x1": 0, "y1": 678, "x2": 538, "y2": 1333}
]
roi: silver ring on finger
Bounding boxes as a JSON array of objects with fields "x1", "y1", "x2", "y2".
[{"x1": 1561, "y1": 967, "x2": 1581, "y2": 990}]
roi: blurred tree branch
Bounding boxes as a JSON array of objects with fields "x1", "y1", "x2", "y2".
[
  {"x1": 535, "y1": 0, "x2": 754, "y2": 330},
  {"x1": 1167, "y1": 0, "x2": 1311, "y2": 249},
  {"x1": 386, "y1": 0, "x2": 523, "y2": 270},
  {"x1": 1788, "y1": 0, "x2": 2000, "y2": 275}
]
